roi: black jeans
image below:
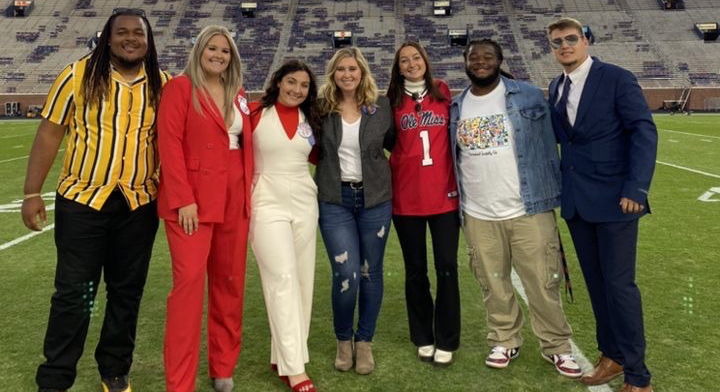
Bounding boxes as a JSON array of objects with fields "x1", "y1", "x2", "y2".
[
  {"x1": 392, "y1": 210, "x2": 461, "y2": 351},
  {"x1": 36, "y1": 192, "x2": 158, "y2": 390}
]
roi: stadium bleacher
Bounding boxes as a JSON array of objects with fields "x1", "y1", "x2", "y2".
[{"x1": 1, "y1": 0, "x2": 719, "y2": 95}]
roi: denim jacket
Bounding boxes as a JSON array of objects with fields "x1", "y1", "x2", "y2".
[{"x1": 448, "y1": 76, "x2": 561, "y2": 223}]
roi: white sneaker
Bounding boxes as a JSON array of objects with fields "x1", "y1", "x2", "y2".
[
  {"x1": 417, "y1": 345, "x2": 434, "y2": 362},
  {"x1": 543, "y1": 353, "x2": 582, "y2": 378},
  {"x1": 433, "y1": 349, "x2": 453, "y2": 366},
  {"x1": 485, "y1": 346, "x2": 520, "y2": 369}
]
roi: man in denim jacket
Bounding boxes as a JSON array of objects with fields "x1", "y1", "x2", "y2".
[{"x1": 448, "y1": 38, "x2": 580, "y2": 378}]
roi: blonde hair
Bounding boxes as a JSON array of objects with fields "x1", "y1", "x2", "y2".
[
  {"x1": 547, "y1": 17, "x2": 584, "y2": 36},
  {"x1": 318, "y1": 47, "x2": 378, "y2": 116},
  {"x1": 183, "y1": 25, "x2": 243, "y2": 126}
]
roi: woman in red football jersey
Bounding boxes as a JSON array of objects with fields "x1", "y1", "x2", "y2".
[{"x1": 386, "y1": 41, "x2": 461, "y2": 366}]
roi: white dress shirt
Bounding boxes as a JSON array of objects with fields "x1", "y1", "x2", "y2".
[{"x1": 557, "y1": 55, "x2": 593, "y2": 126}]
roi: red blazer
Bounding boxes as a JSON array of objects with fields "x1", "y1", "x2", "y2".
[{"x1": 156, "y1": 74, "x2": 253, "y2": 223}]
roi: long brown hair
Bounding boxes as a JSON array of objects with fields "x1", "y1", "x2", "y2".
[
  {"x1": 255, "y1": 59, "x2": 322, "y2": 138},
  {"x1": 386, "y1": 41, "x2": 446, "y2": 108}
]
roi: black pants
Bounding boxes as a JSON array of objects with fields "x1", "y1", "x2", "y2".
[
  {"x1": 566, "y1": 216, "x2": 651, "y2": 387},
  {"x1": 392, "y1": 210, "x2": 460, "y2": 351},
  {"x1": 36, "y1": 192, "x2": 158, "y2": 390}
]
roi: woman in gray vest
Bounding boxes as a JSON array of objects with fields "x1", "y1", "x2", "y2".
[{"x1": 314, "y1": 47, "x2": 394, "y2": 375}]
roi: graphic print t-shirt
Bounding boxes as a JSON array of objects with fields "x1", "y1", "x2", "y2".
[{"x1": 457, "y1": 83, "x2": 526, "y2": 220}]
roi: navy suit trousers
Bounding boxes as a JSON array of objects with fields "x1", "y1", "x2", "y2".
[{"x1": 566, "y1": 215, "x2": 651, "y2": 387}]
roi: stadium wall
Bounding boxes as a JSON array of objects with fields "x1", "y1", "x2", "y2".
[{"x1": 2, "y1": 88, "x2": 720, "y2": 117}]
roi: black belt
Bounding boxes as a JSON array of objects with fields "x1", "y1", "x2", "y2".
[{"x1": 341, "y1": 181, "x2": 363, "y2": 189}]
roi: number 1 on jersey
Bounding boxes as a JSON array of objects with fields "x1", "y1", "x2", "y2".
[{"x1": 419, "y1": 130, "x2": 434, "y2": 166}]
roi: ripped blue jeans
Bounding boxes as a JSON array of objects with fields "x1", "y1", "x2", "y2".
[{"x1": 318, "y1": 184, "x2": 392, "y2": 342}]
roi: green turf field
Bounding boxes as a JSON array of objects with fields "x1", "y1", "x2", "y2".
[{"x1": 1, "y1": 115, "x2": 718, "y2": 391}]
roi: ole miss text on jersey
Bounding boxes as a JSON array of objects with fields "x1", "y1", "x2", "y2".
[{"x1": 390, "y1": 80, "x2": 459, "y2": 216}]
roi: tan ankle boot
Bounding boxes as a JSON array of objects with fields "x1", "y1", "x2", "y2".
[
  {"x1": 354, "y1": 341, "x2": 374, "y2": 375},
  {"x1": 335, "y1": 340, "x2": 353, "y2": 371}
]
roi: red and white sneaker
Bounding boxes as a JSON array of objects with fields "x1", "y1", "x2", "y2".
[
  {"x1": 485, "y1": 346, "x2": 520, "y2": 369},
  {"x1": 543, "y1": 353, "x2": 582, "y2": 378}
]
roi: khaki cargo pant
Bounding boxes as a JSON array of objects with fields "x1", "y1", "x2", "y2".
[{"x1": 463, "y1": 211, "x2": 573, "y2": 354}]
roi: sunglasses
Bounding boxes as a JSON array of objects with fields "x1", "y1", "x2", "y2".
[
  {"x1": 549, "y1": 34, "x2": 580, "y2": 49},
  {"x1": 112, "y1": 7, "x2": 146, "y2": 17},
  {"x1": 410, "y1": 92, "x2": 422, "y2": 112}
]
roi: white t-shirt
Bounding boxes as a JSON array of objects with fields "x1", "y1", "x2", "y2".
[
  {"x1": 227, "y1": 104, "x2": 243, "y2": 150},
  {"x1": 339, "y1": 116, "x2": 362, "y2": 182},
  {"x1": 457, "y1": 82, "x2": 525, "y2": 220}
]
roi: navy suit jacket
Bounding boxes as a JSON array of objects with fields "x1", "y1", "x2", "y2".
[{"x1": 549, "y1": 58, "x2": 657, "y2": 222}]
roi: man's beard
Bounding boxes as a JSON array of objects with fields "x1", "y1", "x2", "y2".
[
  {"x1": 465, "y1": 65, "x2": 500, "y2": 87},
  {"x1": 111, "y1": 53, "x2": 145, "y2": 69}
]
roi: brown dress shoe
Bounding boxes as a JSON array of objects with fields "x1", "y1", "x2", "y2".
[
  {"x1": 618, "y1": 383, "x2": 653, "y2": 392},
  {"x1": 580, "y1": 356, "x2": 623, "y2": 385}
]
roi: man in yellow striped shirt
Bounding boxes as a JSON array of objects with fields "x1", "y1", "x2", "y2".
[{"x1": 20, "y1": 8, "x2": 170, "y2": 392}]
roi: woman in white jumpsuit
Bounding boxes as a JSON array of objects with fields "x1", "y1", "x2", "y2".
[{"x1": 248, "y1": 60, "x2": 322, "y2": 392}]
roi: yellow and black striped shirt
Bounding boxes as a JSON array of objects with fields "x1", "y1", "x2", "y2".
[{"x1": 42, "y1": 57, "x2": 171, "y2": 210}]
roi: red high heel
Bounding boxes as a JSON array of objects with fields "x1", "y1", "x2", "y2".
[
  {"x1": 270, "y1": 364, "x2": 290, "y2": 387},
  {"x1": 291, "y1": 379, "x2": 316, "y2": 392}
]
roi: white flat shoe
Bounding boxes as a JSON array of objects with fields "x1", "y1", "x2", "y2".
[
  {"x1": 433, "y1": 349, "x2": 454, "y2": 366},
  {"x1": 417, "y1": 345, "x2": 434, "y2": 362}
]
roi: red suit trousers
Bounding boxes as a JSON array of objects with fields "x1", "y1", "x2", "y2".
[{"x1": 163, "y1": 150, "x2": 248, "y2": 392}]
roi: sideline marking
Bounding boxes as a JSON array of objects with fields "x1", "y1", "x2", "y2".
[
  {"x1": 0, "y1": 224, "x2": 54, "y2": 252},
  {"x1": 656, "y1": 161, "x2": 720, "y2": 179},
  {"x1": 510, "y1": 270, "x2": 612, "y2": 392},
  {"x1": 698, "y1": 187, "x2": 720, "y2": 202},
  {"x1": 658, "y1": 128, "x2": 720, "y2": 140}
]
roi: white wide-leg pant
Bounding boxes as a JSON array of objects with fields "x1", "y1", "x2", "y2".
[{"x1": 250, "y1": 172, "x2": 318, "y2": 376}]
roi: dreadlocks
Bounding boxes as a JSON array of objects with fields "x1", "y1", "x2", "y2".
[{"x1": 82, "y1": 10, "x2": 163, "y2": 109}]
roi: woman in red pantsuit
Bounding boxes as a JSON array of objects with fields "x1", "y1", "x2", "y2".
[{"x1": 157, "y1": 25, "x2": 253, "y2": 392}]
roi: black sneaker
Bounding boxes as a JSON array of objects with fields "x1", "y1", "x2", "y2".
[{"x1": 101, "y1": 375, "x2": 131, "y2": 392}]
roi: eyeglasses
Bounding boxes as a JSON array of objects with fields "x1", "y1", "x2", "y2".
[
  {"x1": 112, "y1": 7, "x2": 146, "y2": 17},
  {"x1": 549, "y1": 34, "x2": 580, "y2": 49}
]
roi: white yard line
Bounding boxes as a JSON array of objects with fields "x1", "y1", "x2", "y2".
[
  {"x1": 0, "y1": 155, "x2": 28, "y2": 164},
  {"x1": 0, "y1": 149, "x2": 64, "y2": 164},
  {"x1": 656, "y1": 161, "x2": 720, "y2": 179},
  {"x1": 658, "y1": 128, "x2": 720, "y2": 140},
  {"x1": 510, "y1": 270, "x2": 613, "y2": 392},
  {"x1": 0, "y1": 223, "x2": 54, "y2": 252},
  {"x1": 0, "y1": 134, "x2": 33, "y2": 139}
]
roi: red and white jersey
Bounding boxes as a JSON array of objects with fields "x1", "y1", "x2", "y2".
[{"x1": 390, "y1": 80, "x2": 458, "y2": 216}]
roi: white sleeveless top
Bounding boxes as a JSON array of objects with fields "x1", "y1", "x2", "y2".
[
  {"x1": 250, "y1": 105, "x2": 317, "y2": 223},
  {"x1": 252, "y1": 105, "x2": 313, "y2": 175}
]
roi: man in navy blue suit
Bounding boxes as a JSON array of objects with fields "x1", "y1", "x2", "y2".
[{"x1": 547, "y1": 17, "x2": 657, "y2": 392}]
